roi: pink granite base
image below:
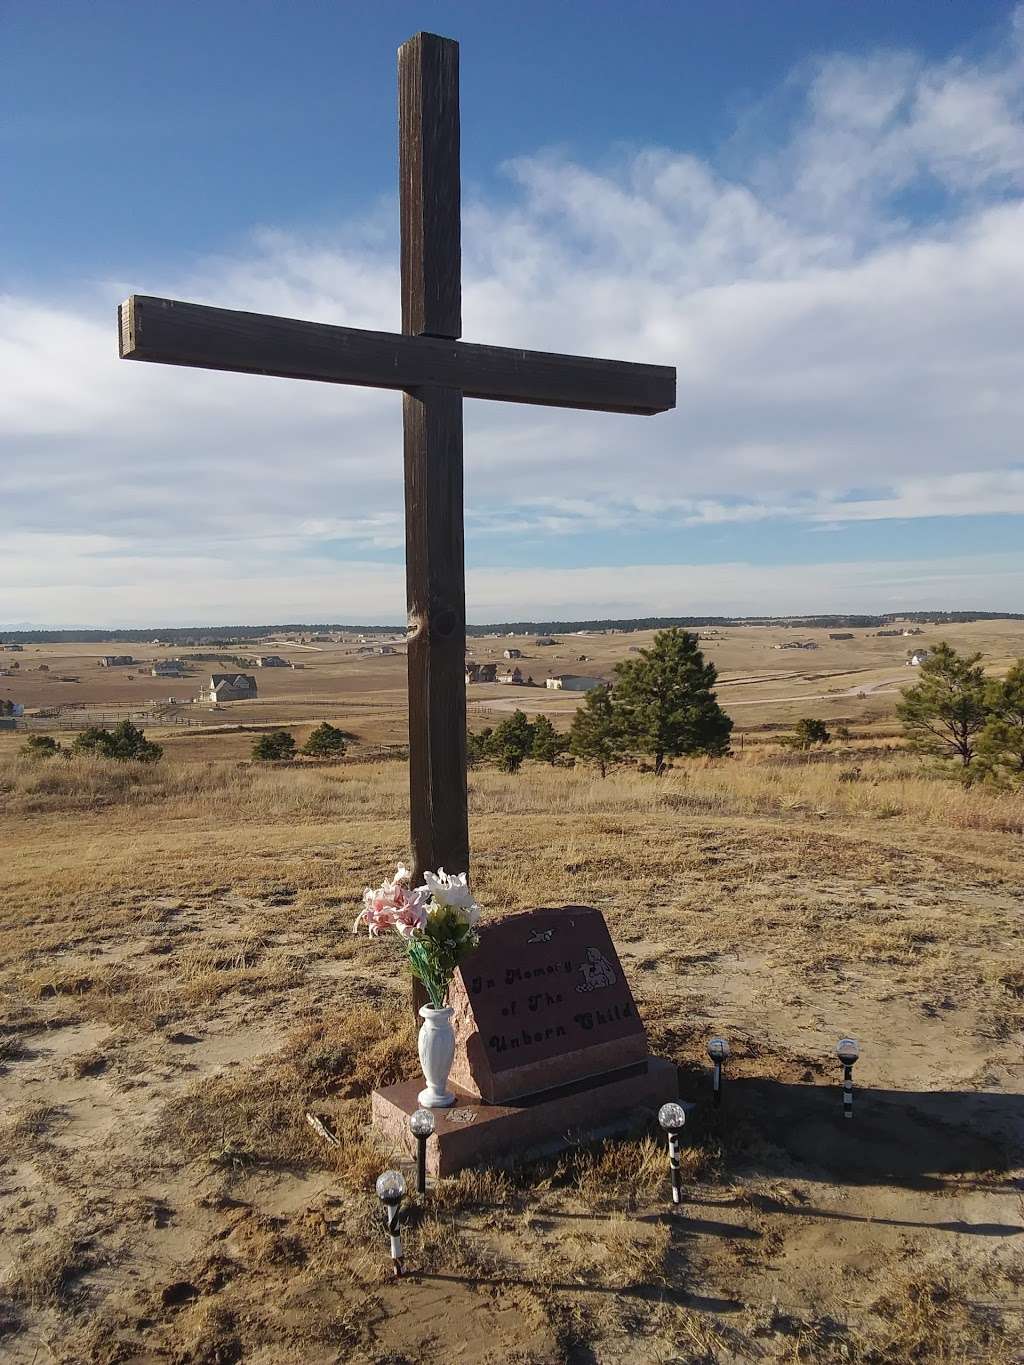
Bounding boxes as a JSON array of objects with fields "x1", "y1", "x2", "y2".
[{"x1": 370, "y1": 1057, "x2": 678, "y2": 1177}]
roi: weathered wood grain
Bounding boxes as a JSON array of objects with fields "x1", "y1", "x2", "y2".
[
  {"x1": 404, "y1": 385, "x2": 469, "y2": 882},
  {"x1": 399, "y1": 32, "x2": 461, "y2": 340},
  {"x1": 119, "y1": 295, "x2": 675, "y2": 416}
]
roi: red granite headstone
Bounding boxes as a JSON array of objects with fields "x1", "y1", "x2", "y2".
[{"x1": 447, "y1": 906, "x2": 650, "y2": 1102}]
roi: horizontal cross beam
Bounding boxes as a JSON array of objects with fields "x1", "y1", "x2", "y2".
[{"x1": 119, "y1": 295, "x2": 675, "y2": 416}]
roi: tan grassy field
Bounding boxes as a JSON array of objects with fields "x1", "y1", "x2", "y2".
[
  {"x1": 5, "y1": 618, "x2": 1024, "y2": 745},
  {"x1": 1, "y1": 741, "x2": 1022, "y2": 1363}
]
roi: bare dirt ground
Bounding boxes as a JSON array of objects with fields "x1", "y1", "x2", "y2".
[{"x1": 1, "y1": 751, "x2": 1022, "y2": 1363}]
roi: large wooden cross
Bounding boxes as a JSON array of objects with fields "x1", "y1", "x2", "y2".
[{"x1": 118, "y1": 32, "x2": 675, "y2": 882}]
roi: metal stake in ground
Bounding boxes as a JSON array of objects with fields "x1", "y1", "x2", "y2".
[
  {"x1": 707, "y1": 1036, "x2": 729, "y2": 1107},
  {"x1": 376, "y1": 1170, "x2": 407, "y2": 1277},
  {"x1": 836, "y1": 1038, "x2": 859, "y2": 1119},
  {"x1": 658, "y1": 1102, "x2": 687, "y2": 1205},
  {"x1": 116, "y1": 31, "x2": 675, "y2": 889},
  {"x1": 409, "y1": 1107, "x2": 435, "y2": 1195}
]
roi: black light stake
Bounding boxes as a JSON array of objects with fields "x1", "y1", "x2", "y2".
[
  {"x1": 707, "y1": 1036, "x2": 729, "y2": 1107},
  {"x1": 836, "y1": 1038, "x2": 859, "y2": 1119},
  {"x1": 409, "y1": 1107, "x2": 436, "y2": 1196},
  {"x1": 376, "y1": 1170, "x2": 407, "y2": 1276},
  {"x1": 658, "y1": 1102, "x2": 686, "y2": 1206}
]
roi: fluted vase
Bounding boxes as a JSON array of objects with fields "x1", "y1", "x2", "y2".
[{"x1": 417, "y1": 1005, "x2": 456, "y2": 1108}]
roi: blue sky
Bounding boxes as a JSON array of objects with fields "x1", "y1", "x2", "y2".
[{"x1": 3, "y1": 1, "x2": 1024, "y2": 624}]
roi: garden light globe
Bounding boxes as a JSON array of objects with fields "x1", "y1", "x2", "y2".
[
  {"x1": 376, "y1": 1170, "x2": 407, "y2": 1203},
  {"x1": 409, "y1": 1108, "x2": 436, "y2": 1139},
  {"x1": 658, "y1": 1102, "x2": 686, "y2": 1132},
  {"x1": 836, "y1": 1038, "x2": 859, "y2": 1065},
  {"x1": 707, "y1": 1037, "x2": 730, "y2": 1062}
]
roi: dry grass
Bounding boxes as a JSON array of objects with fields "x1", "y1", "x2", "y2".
[
  {"x1": 2, "y1": 745, "x2": 1022, "y2": 834},
  {"x1": 1, "y1": 745, "x2": 1021, "y2": 1363}
]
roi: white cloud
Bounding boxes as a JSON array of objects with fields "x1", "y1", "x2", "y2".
[{"x1": 4, "y1": 10, "x2": 1024, "y2": 622}]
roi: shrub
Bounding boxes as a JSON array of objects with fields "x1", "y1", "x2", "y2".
[
  {"x1": 252, "y1": 730, "x2": 297, "y2": 762},
  {"x1": 72, "y1": 722, "x2": 162, "y2": 763}
]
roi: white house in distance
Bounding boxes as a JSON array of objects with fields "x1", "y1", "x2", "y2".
[
  {"x1": 497, "y1": 666, "x2": 524, "y2": 685},
  {"x1": 907, "y1": 650, "x2": 930, "y2": 667},
  {"x1": 545, "y1": 674, "x2": 605, "y2": 691},
  {"x1": 204, "y1": 674, "x2": 258, "y2": 704},
  {"x1": 503, "y1": 647, "x2": 522, "y2": 659},
  {"x1": 151, "y1": 659, "x2": 184, "y2": 677},
  {"x1": 254, "y1": 655, "x2": 288, "y2": 668}
]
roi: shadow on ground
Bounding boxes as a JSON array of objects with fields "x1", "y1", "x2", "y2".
[{"x1": 685, "y1": 1071, "x2": 1023, "y2": 1194}]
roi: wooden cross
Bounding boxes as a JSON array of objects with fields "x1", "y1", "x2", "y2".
[{"x1": 117, "y1": 32, "x2": 675, "y2": 883}]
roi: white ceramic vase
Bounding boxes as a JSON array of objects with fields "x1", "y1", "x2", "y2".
[{"x1": 417, "y1": 1004, "x2": 456, "y2": 1108}]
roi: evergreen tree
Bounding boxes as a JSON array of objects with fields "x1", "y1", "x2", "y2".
[
  {"x1": 569, "y1": 685, "x2": 622, "y2": 777},
  {"x1": 613, "y1": 628, "x2": 732, "y2": 773},
  {"x1": 897, "y1": 642, "x2": 988, "y2": 767},
  {"x1": 73, "y1": 721, "x2": 162, "y2": 763},
  {"x1": 783, "y1": 718, "x2": 831, "y2": 750},
  {"x1": 466, "y1": 726, "x2": 492, "y2": 766},
  {"x1": 252, "y1": 730, "x2": 297, "y2": 761},
  {"x1": 301, "y1": 722, "x2": 347, "y2": 758},
  {"x1": 21, "y1": 734, "x2": 61, "y2": 759},
  {"x1": 530, "y1": 714, "x2": 567, "y2": 765},
  {"x1": 487, "y1": 709, "x2": 534, "y2": 773},
  {"x1": 976, "y1": 659, "x2": 1024, "y2": 782}
]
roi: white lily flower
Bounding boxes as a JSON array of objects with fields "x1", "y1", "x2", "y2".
[{"x1": 422, "y1": 868, "x2": 480, "y2": 926}]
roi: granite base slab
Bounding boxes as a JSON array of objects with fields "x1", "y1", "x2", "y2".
[{"x1": 371, "y1": 1057, "x2": 678, "y2": 1177}]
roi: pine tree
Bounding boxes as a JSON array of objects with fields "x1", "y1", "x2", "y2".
[
  {"x1": 976, "y1": 658, "x2": 1024, "y2": 782},
  {"x1": 530, "y1": 714, "x2": 567, "y2": 765},
  {"x1": 301, "y1": 722, "x2": 347, "y2": 758},
  {"x1": 569, "y1": 685, "x2": 622, "y2": 777},
  {"x1": 487, "y1": 709, "x2": 534, "y2": 773},
  {"x1": 897, "y1": 642, "x2": 988, "y2": 767},
  {"x1": 783, "y1": 718, "x2": 831, "y2": 750},
  {"x1": 466, "y1": 726, "x2": 492, "y2": 766},
  {"x1": 252, "y1": 730, "x2": 297, "y2": 761},
  {"x1": 613, "y1": 628, "x2": 732, "y2": 773},
  {"x1": 72, "y1": 721, "x2": 162, "y2": 763},
  {"x1": 21, "y1": 734, "x2": 61, "y2": 759}
]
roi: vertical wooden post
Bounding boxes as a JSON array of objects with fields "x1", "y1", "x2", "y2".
[{"x1": 399, "y1": 32, "x2": 469, "y2": 883}]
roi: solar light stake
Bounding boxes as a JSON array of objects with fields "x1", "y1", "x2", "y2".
[
  {"x1": 707, "y1": 1036, "x2": 730, "y2": 1107},
  {"x1": 409, "y1": 1107, "x2": 436, "y2": 1196},
  {"x1": 658, "y1": 1103, "x2": 687, "y2": 1206},
  {"x1": 375, "y1": 1170, "x2": 407, "y2": 1276},
  {"x1": 836, "y1": 1038, "x2": 859, "y2": 1120}
]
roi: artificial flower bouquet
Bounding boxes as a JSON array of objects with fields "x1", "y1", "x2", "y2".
[{"x1": 354, "y1": 865, "x2": 480, "y2": 1008}]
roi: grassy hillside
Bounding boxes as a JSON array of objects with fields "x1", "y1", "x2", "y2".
[{"x1": 1, "y1": 751, "x2": 1021, "y2": 1362}]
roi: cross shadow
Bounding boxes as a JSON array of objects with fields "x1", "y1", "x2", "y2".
[{"x1": 685, "y1": 1075, "x2": 1023, "y2": 1194}]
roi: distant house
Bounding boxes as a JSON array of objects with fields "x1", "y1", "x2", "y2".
[
  {"x1": 99, "y1": 655, "x2": 134, "y2": 667},
  {"x1": 205, "y1": 673, "x2": 258, "y2": 703},
  {"x1": 876, "y1": 629, "x2": 902, "y2": 637},
  {"x1": 546, "y1": 674, "x2": 604, "y2": 691},
  {"x1": 503, "y1": 647, "x2": 522, "y2": 659},
  {"x1": 907, "y1": 651, "x2": 930, "y2": 667},
  {"x1": 254, "y1": 655, "x2": 288, "y2": 668},
  {"x1": 0, "y1": 644, "x2": 24, "y2": 652},
  {"x1": 497, "y1": 666, "x2": 524, "y2": 685},
  {"x1": 376, "y1": 645, "x2": 396, "y2": 656},
  {"x1": 534, "y1": 638, "x2": 557, "y2": 647},
  {"x1": 829, "y1": 633, "x2": 854, "y2": 641},
  {"x1": 478, "y1": 663, "x2": 497, "y2": 683},
  {"x1": 465, "y1": 663, "x2": 480, "y2": 684},
  {"x1": 151, "y1": 660, "x2": 184, "y2": 677}
]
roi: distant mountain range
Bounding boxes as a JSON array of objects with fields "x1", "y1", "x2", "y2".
[{"x1": 1, "y1": 611, "x2": 1021, "y2": 645}]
